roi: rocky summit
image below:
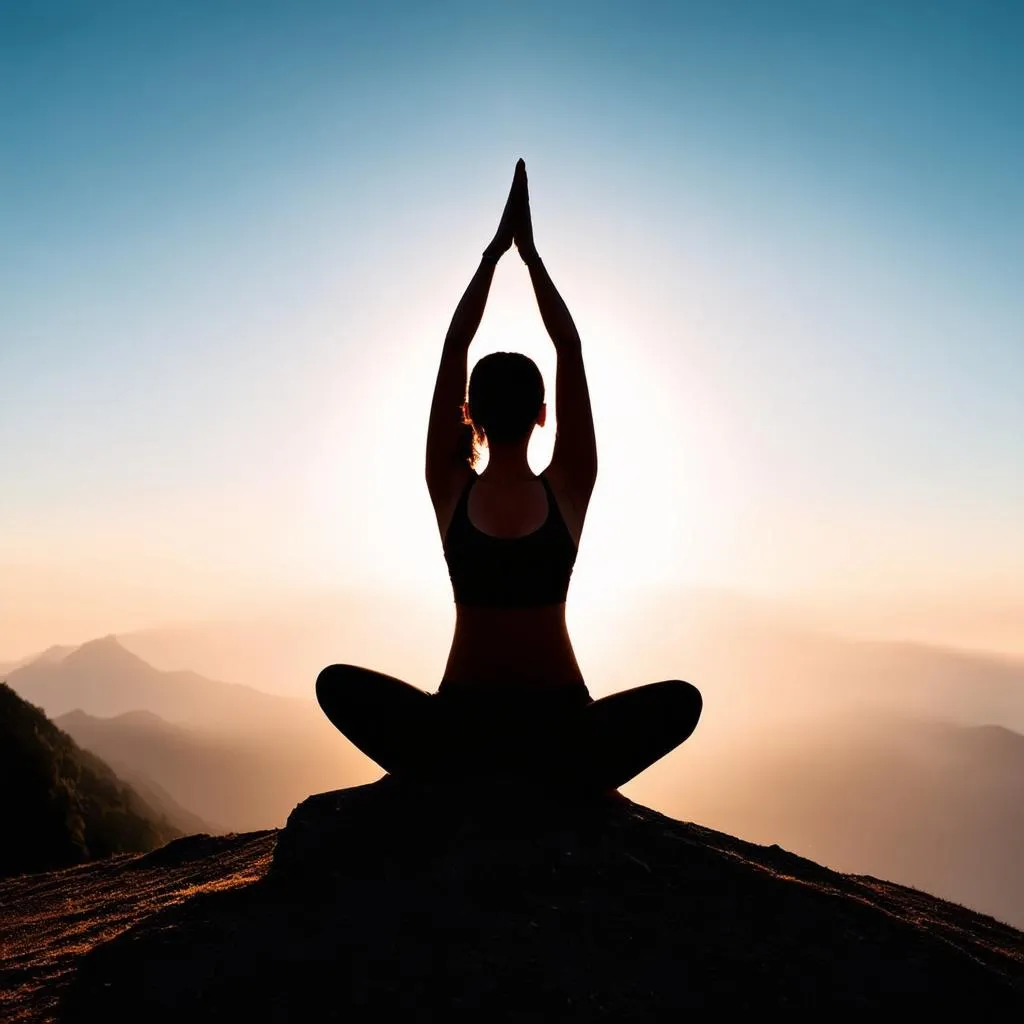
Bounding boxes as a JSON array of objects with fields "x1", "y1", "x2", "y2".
[{"x1": 48, "y1": 777, "x2": 1024, "y2": 1019}]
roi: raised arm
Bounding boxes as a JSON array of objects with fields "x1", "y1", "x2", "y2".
[
  {"x1": 516, "y1": 166, "x2": 598, "y2": 505},
  {"x1": 425, "y1": 166, "x2": 521, "y2": 504}
]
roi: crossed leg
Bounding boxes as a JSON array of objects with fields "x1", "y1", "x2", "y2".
[
  {"x1": 316, "y1": 664, "x2": 437, "y2": 778},
  {"x1": 570, "y1": 680, "x2": 703, "y2": 791},
  {"x1": 316, "y1": 666, "x2": 702, "y2": 790}
]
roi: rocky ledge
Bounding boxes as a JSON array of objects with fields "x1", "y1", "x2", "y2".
[{"x1": 60, "y1": 778, "x2": 1024, "y2": 1019}]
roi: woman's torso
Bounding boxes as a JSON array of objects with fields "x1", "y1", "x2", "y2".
[{"x1": 437, "y1": 468, "x2": 587, "y2": 694}]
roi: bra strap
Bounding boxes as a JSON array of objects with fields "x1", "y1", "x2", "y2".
[
  {"x1": 539, "y1": 472, "x2": 579, "y2": 550},
  {"x1": 539, "y1": 472, "x2": 562, "y2": 523}
]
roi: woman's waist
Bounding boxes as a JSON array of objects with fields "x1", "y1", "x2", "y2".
[
  {"x1": 440, "y1": 655, "x2": 586, "y2": 691},
  {"x1": 453, "y1": 599, "x2": 568, "y2": 622},
  {"x1": 441, "y1": 605, "x2": 586, "y2": 695},
  {"x1": 449, "y1": 601, "x2": 573, "y2": 643}
]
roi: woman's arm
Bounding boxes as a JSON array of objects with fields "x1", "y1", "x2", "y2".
[
  {"x1": 517, "y1": 168, "x2": 598, "y2": 499},
  {"x1": 424, "y1": 257, "x2": 495, "y2": 497},
  {"x1": 425, "y1": 166, "x2": 521, "y2": 500}
]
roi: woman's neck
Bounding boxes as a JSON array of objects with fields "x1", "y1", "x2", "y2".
[{"x1": 482, "y1": 442, "x2": 533, "y2": 479}]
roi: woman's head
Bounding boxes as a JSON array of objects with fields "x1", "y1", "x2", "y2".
[{"x1": 464, "y1": 352, "x2": 545, "y2": 464}]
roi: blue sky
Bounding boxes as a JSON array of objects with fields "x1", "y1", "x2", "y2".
[{"x1": 1, "y1": 1, "x2": 1021, "y2": 652}]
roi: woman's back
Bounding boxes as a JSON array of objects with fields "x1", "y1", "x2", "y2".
[
  {"x1": 443, "y1": 470, "x2": 577, "y2": 609},
  {"x1": 439, "y1": 465, "x2": 586, "y2": 693}
]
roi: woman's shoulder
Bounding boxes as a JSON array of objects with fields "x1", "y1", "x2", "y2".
[{"x1": 433, "y1": 466, "x2": 478, "y2": 541}]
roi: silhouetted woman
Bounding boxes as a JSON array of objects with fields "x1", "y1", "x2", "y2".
[{"x1": 317, "y1": 160, "x2": 701, "y2": 791}]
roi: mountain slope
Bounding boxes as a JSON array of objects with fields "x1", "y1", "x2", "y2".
[
  {"x1": 37, "y1": 780, "x2": 1024, "y2": 1019},
  {"x1": 653, "y1": 715, "x2": 1024, "y2": 929},
  {"x1": 0, "y1": 684, "x2": 179, "y2": 877},
  {"x1": 53, "y1": 703, "x2": 376, "y2": 832},
  {"x1": 0, "y1": 831, "x2": 275, "y2": 1024},
  {"x1": 0, "y1": 644, "x2": 76, "y2": 678},
  {"x1": 56, "y1": 711, "x2": 219, "y2": 835}
]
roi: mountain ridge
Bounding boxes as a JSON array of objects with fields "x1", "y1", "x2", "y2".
[{"x1": 6, "y1": 635, "x2": 308, "y2": 731}]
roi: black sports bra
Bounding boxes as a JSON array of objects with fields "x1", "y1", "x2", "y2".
[{"x1": 443, "y1": 472, "x2": 578, "y2": 608}]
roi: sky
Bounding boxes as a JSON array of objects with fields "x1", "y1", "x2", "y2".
[{"x1": 1, "y1": 1, "x2": 1022, "y2": 659}]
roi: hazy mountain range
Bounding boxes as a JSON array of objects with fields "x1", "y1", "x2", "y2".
[
  {"x1": 54, "y1": 711, "x2": 221, "y2": 835},
  {"x1": 51, "y1": 704, "x2": 375, "y2": 833},
  {"x1": 639, "y1": 714, "x2": 1024, "y2": 928},
  {"x1": 6, "y1": 635, "x2": 301, "y2": 730},
  {"x1": 111, "y1": 590, "x2": 1024, "y2": 732},
  {"x1": 3, "y1": 610, "x2": 1023, "y2": 926},
  {"x1": 4, "y1": 637, "x2": 375, "y2": 832},
  {"x1": 0, "y1": 644, "x2": 76, "y2": 680}
]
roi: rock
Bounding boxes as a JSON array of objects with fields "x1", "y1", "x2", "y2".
[{"x1": 60, "y1": 779, "x2": 1024, "y2": 1019}]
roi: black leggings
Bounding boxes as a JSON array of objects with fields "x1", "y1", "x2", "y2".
[{"x1": 315, "y1": 666, "x2": 702, "y2": 792}]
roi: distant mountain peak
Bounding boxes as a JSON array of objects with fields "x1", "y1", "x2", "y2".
[
  {"x1": 55, "y1": 708, "x2": 91, "y2": 724},
  {"x1": 54, "y1": 708, "x2": 172, "y2": 730},
  {"x1": 77, "y1": 634, "x2": 127, "y2": 653},
  {"x1": 65, "y1": 635, "x2": 151, "y2": 669}
]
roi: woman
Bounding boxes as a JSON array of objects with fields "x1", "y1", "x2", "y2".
[{"x1": 317, "y1": 160, "x2": 701, "y2": 791}]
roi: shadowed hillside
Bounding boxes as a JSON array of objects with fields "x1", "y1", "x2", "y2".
[
  {"x1": 0, "y1": 831, "x2": 275, "y2": 1023},
  {"x1": 3, "y1": 780, "x2": 1016, "y2": 1020},
  {"x1": 0, "y1": 684, "x2": 180, "y2": 878}
]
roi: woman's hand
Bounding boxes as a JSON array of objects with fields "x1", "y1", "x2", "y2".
[
  {"x1": 482, "y1": 160, "x2": 526, "y2": 264},
  {"x1": 513, "y1": 159, "x2": 539, "y2": 265}
]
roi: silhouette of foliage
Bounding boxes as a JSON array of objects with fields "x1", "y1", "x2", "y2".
[{"x1": 0, "y1": 682, "x2": 179, "y2": 877}]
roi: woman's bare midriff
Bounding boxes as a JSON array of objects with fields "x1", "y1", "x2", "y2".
[{"x1": 439, "y1": 602, "x2": 585, "y2": 692}]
